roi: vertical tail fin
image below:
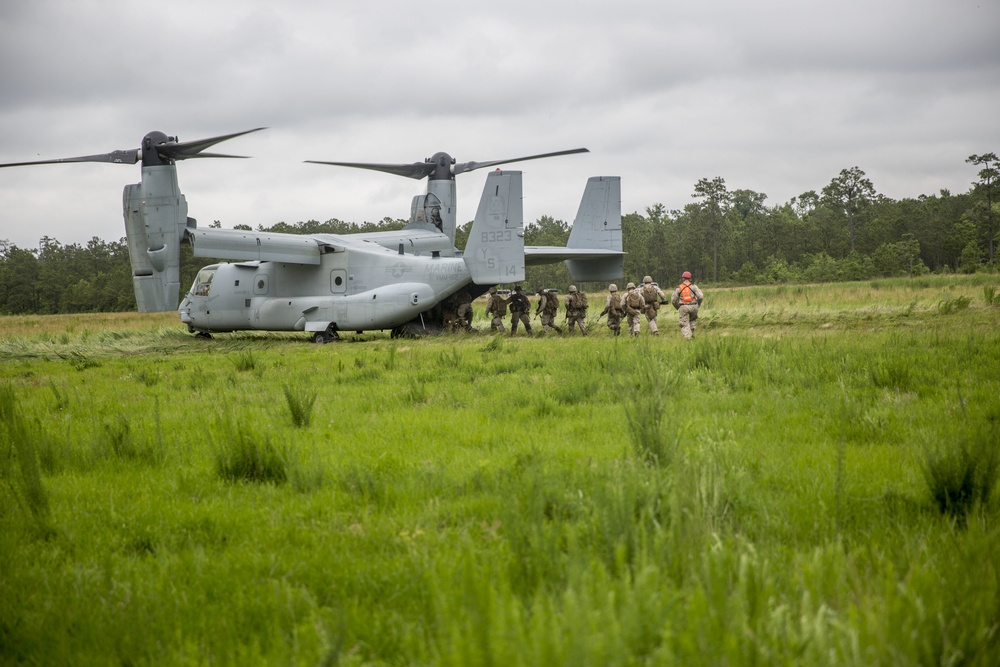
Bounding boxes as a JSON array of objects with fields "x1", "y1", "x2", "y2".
[
  {"x1": 463, "y1": 170, "x2": 525, "y2": 284},
  {"x1": 566, "y1": 176, "x2": 623, "y2": 281}
]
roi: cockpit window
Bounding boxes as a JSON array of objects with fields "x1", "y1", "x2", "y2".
[{"x1": 192, "y1": 269, "x2": 216, "y2": 296}]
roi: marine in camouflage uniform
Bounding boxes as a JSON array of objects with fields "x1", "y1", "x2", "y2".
[
  {"x1": 485, "y1": 286, "x2": 508, "y2": 332},
  {"x1": 622, "y1": 282, "x2": 645, "y2": 337},
  {"x1": 599, "y1": 283, "x2": 625, "y2": 335},
  {"x1": 564, "y1": 285, "x2": 588, "y2": 335},
  {"x1": 670, "y1": 271, "x2": 704, "y2": 340},
  {"x1": 535, "y1": 287, "x2": 563, "y2": 334},
  {"x1": 640, "y1": 275, "x2": 666, "y2": 335},
  {"x1": 508, "y1": 285, "x2": 532, "y2": 336},
  {"x1": 454, "y1": 290, "x2": 473, "y2": 331},
  {"x1": 442, "y1": 294, "x2": 464, "y2": 332}
]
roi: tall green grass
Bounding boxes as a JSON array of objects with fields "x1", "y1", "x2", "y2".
[{"x1": 1, "y1": 275, "x2": 999, "y2": 665}]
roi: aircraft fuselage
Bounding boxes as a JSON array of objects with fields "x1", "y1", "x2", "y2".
[{"x1": 178, "y1": 239, "x2": 470, "y2": 334}]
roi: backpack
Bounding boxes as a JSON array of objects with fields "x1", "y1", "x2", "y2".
[
  {"x1": 609, "y1": 293, "x2": 623, "y2": 314},
  {"x1": 642, "y1": 283, "x2": 659, "y2": 304},
  {"x1": 678, "y1": 282, "x2": 697, "y2": 304},
  {"x1": 625, "y1": 290, "x2": 643, "y2": 314},
  {"x1": 545, "y1": 291, "x2": 559, "y2": 310},
  {"x1": 511, "y1": 292, "x2": 529, "y2": 312},
  {"x1": 577, "y1": 292, "x2": 588, "y2": 309}
]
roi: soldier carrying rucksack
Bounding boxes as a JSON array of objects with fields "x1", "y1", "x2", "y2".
[
  {"x1": 670, "y1": 271, "x2": 704, "y2": 340},
  {"x1": 535, "y1": 287, "x2": 563, "y2": 334},
  {"x1": 485, "y1": 286, "x2": 508, "y2": 332},
  {"x1": 565, "y1": 285, "x2": 589, "y2": 336},
  {"x1": 599, "y1": 283, "x2": 625, "y2": 336},
  {"x1": 640, "y1": 275, "x2": 666, "y2": 335},
  {"x1": 623, "y1": 282, "x2": 644, "y2": 337},
  {"x1": 508, "y1": 285, "x2": 532, "y2": 336}
]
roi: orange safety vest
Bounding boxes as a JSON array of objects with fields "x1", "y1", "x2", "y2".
[{"x1": 678, "y1": 282, "x2": 697, "y2": 304}]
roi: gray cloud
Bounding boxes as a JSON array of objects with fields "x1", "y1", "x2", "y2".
[{"x1": 1, "y1": 0, "x2": 998, "y2": 248}]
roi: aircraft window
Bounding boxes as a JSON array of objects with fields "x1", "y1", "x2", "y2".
[
  {"x1": 193, "y1": 269, "x2": 216, "y2": 296},
  {"x1": 334, "y1": 275, "x2": 343, "y2": 287}
]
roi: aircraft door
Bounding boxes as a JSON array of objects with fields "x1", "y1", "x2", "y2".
[
  {"x1": 254, "y1": 275, "x2": 269, "y2": 295},
  {"x1": 330, "y1": 269, "x2": 347, "y2": 294}
]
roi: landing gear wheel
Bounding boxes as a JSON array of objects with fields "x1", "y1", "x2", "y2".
[
  {"x1": 313, "y1": 327, "x2": 339, "y2": 344},
  {"x1": 195, "y1": 331, "x2": 212, "y2": 339}
]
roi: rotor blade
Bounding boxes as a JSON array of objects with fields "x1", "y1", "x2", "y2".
[
  {"x1": 158, "y1": 127, "x2": 266, "y2": 161},
  {"x1": 0, "y1": 148, "x2": 139, "y2": 169},
  {"x1": 304, "y1": 160, "x2": 435, "y2": 180},
  {"x1": 174, "y1": 152, "x2": 253, "y2": 160},
  {"x1": 453, "y1": 148, "x2": 589, "y2": 175}
]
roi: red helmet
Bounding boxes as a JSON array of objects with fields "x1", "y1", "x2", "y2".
[{"x1": 682, "y1": 271, "x2": 692, "y2": 279}]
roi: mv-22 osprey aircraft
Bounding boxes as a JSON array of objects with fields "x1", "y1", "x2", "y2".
[{"x1": 0, "y1": 128, "x2": 623, "y2": 341}]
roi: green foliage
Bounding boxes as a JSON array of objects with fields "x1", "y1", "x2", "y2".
[
  {"x1": 938, "y1": 295, "x2": 972, "y2": 314},
  {"x1": 921, "y1": 423, "x2": 1000, "y2": 523},
  {"x1": 0, "y1": 384, "x2": 51, "y2": 533},
  {"x1": 960, "y1": 240, "x2": 982, "y2": 273},
  {"x1": 229, "y1": 349, "x2": 257, "y2": 372},
  {"x1": 212, "y1": 418, "x2": 288, "y2": 484},
  {"x1": 282, "y1": 384, "x2": 317, "y2": 428},
  {"x1": 615, "y1": 349, "x2": 681, "y2": 466},
  {"x1": 2, "y1": 280, "x2": 1000, "y2": 664}
]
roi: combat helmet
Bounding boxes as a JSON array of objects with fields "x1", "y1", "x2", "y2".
[
  {"x1": 568, "y1": 285, "x2": 578, "y2": 293},
  {"x1": 609, "y1": 284, "x2": 618, "y2": 292},
  {"x1": 626, "y1": 282, "x2": 636, "y2": 290},
  {"x1": 643, "y1": 275, "x2": 652, "y2": 284}
]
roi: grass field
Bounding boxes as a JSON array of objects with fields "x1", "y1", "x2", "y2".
[{"x1": 2, "y1": 274, "x2": 1000, "y2": 665}]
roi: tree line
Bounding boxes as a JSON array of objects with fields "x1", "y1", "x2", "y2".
[{"x1": 1, "y1": 154, "x2": 996, "y2": 315}]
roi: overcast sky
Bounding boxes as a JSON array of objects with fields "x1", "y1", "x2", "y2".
[{"x1": 1, "y1": 0, "x2": 998, "y2": 249}]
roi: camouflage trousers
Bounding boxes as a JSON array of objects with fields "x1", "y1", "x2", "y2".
[
  {"x1": 677, "y1": 304, "x2": 699, "y2": 339},
  {"x1": 567, "y1": 312, "x2": 588, "y2": 335},
  {"x1": 510, "y1": 311, "x2": 532, "y2": 335},
  {"x1": 456, "y1": 303, "x2": 473, "y2": 330},
  {"x1": 644, "y1": 305, "x2": 660, "y2": 334},
  {"x1": 606, "y1": 313, "x2": 622, "y2": 335},
  {"x1": 539, "y1": 311, "x2": 562, "y2": 333},
  {"x1": 626, "y1": 312, "x2": 642, "y2": 337},
  {"x1": 490, "y1": 315, "x2": 506, "y2": 332}
]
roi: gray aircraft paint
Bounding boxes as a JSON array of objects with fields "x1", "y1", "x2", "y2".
[{"x1": 1, "y1": 130, "x2": 623, "y2": 340}]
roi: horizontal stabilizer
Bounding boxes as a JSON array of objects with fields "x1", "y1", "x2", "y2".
[{"x1": 524, "y1": 176, "x2": 624, "y2": 281}]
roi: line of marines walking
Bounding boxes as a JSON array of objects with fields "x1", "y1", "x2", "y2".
[{"x1": 443, "y1": 271, "x2": 704, "y2": 340}]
